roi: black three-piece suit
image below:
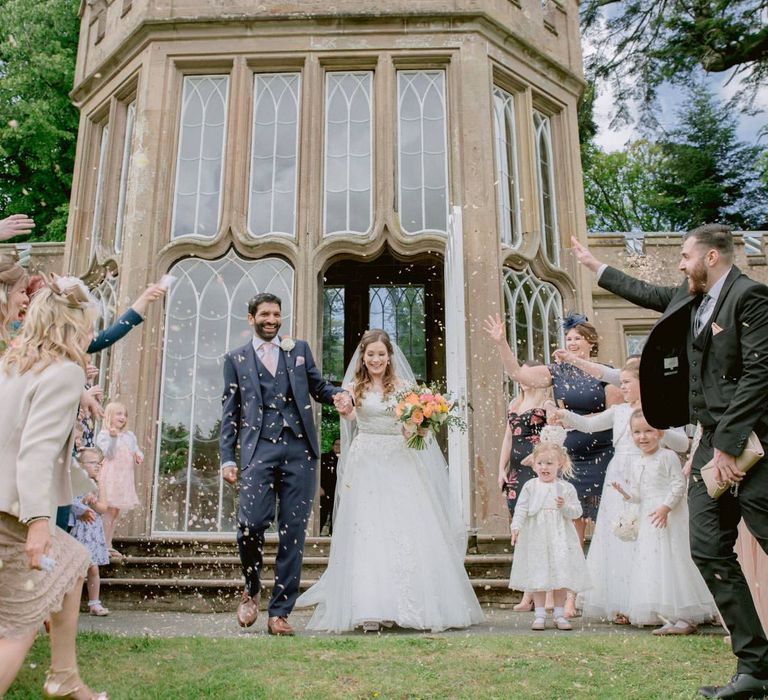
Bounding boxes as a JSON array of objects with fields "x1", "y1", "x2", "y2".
[{"x1": 600, "y1": 264, "x2": 768, "y2": 675}]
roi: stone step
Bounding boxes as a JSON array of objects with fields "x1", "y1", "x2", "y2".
[{"x1": 98, "y1": 576, "x2": 519, "y2": 612}]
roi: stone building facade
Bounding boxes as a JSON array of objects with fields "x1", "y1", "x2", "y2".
[{"x1": 66, "y1": 0, "x2": 596, "y2": 540}]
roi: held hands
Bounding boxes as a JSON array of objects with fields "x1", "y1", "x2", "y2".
[
  {"x1": 25, "y1": 519, "x2": 51, "y2": 570},
  {"x1": 333, "y1": 392, "x2": 354, "y2": 416},
  {"x1": 712, "y1": 448, "x2": 743, "y2": 484},
  {"x1": 570, "y1": 236, "x2": 602, "y2": 273},
  {"x1": 649, "y1": 504, "x2": 671, "y2": 529},
  {"x1": 482, "y1": 314, "x2": 507, "y2": 345},
  {"x1": 221, "y1": 466, "x2": 238, "y2": 485}
]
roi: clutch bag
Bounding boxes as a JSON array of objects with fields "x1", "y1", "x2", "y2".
[{"x1": 700, "y1": 432, "x2": 764, "y2": 499}]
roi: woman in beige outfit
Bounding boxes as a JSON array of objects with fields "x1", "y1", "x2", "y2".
[{"x1": 0, "y1": 277, "x2": 107, "y2": 699}]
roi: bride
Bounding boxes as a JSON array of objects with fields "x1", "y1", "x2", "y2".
[{"x1": 296, "y1": 329, "x2": 484, "y2": 633}]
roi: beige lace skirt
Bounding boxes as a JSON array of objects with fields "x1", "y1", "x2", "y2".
[{"x1": 0, "y1": 512, "x2": 90, "y2": 638}]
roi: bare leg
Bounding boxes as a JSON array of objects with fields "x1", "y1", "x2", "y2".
[
  {"x1": 513, "y1": 591, "x2": 534, "y2": 612},
  {"x1": 48, "y1": 577, "x2": 83, "y2": 671},
  {"x1": 573, "y1": 518, "x2": 587, "y2": 547},
  {"x1": 531, "y1": 591, "x2": 548, "y2": 609},
  {"x1": 86, "y1": 565, "x2": 100, "y2": 604},
  {"x1": 102, "y1": 508, "x2": 120, "y2": 550},
  {"x1": 0, "y1": 631, "x2": 37, "y2": 695},
  {"x1": 552, "y1": 588, "x2": 567, "y2": 608},
  {"x1": 545, "y1": 590, "x2": 555, "y2": 611}
]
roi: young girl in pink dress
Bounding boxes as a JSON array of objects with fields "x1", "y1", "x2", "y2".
[{"x1": 96, "y1": 402, "x2": 143, "y2": 558}]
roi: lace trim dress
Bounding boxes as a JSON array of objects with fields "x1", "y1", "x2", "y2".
[{"x1": 296, "y1": 391, "x2": 485, "y2": 632}]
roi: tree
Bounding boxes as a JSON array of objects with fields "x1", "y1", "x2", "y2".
[
  {"x1": 658, "y1": 86, "x2": 768, "y2": 230},
  {"x1": 583, "y1": 139, "x2": 675, "y2": 231},
  {"x1": 0, "y1": 0, "x2": 81, "y2": 242},
  {"x1": 583, "y1": 87, "x2": 768, "y2": 232},
  {"x1": 581, "y1": 1, "x2": 768, "y2": 118}
]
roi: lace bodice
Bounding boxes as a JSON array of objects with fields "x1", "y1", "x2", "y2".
[{"x1": 354, "y1": 390, "x2": 401, "y2": 436}]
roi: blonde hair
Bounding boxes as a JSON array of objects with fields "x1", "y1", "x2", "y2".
[
  {"x1": 622, "y1": 356, "x2": 641, "y2": 378},
  {"x1": 103, "y1": 401, "x2": 128, "y2": 432},
  {"x1": 531, "y1": 442, "x2": 574, "y2": 479},
  {"x1": 0, "y1": 261, "x2": 28, "y2": 344},
  {"x1": 79, "y1": 446, "x2": 104, "y2": 462},
  {"x1": 2, "y1": 286, "x2": 97, "y2": 374},
  {"x1": 351, "y1": 329, "x2": 397, "y2": 406}
]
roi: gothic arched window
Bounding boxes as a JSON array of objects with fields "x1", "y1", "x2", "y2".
[
  {"x1": 152, "y1": 251, "x2": 294, "y2": 534},
  {"x1": 503, "y1": 266, "x2": 563, "y2": 364},
  {"x1": 492, "y1": 86, "x2": 522, "y2": 247},
  {"x1": 533, "y1": 111, "x2": 559, "y2": 266},
  {"x1": 91, "y1": 272, "x2": 119, "y2": 392}
]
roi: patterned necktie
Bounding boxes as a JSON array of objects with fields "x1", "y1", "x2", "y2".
[
  {"x1": 258, "y1": 342, "x2": 278, "y2": 376},
  {"x1": 694, "y1": 294, "x2": 712, "y2": 336}
]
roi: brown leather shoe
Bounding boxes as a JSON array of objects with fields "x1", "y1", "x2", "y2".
[
  {"x1": 268, "y1": 616, "x2": 294, "y2": 636},
  {"x1": 236, "y1": 591, "x2": 259, "y2": 628}
]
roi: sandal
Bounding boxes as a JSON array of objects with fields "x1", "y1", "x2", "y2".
[
  {"x1": 43, "y1": 667, "x2": 108, "y2": 699},
  {"x1": 513, "y1": 600, "x2": 534, "y2": 612},
  {"x1": 88, "y1": 602, "x2": 109, "y2": 617}
]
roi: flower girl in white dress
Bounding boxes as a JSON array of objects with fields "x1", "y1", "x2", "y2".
[
  {"x1": 509, "y1": 429, "x2": 591, "y2": 631},
  {"x1": 612, "y1": 410, "x2": 717, "y2": 634},
  {"x1": 296, "y1": 330, "x2": 484, "y2": 633}
]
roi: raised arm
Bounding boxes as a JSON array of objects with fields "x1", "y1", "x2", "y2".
[
  {"x1": 552, "y1": 349, "x2": 621, "y2": 386},
  {"x1": 483, "y1": 314, "x2": 552, "y2": 387},
  {"x1": 555, "y1": 405, "x2": 616, "y2": 433},
  {"x1": 570, "y1": 235, "x2": 677, "y2": 313}
]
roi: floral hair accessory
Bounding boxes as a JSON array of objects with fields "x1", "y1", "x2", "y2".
[
  {"x1": 0, "y1": 251, "x2": 25, "y2": 285},
  {"x1": 538, "y1": 424, "x2": 568, "y2": 448},
  {"x1": 48, "y1": 274, "x2": 95, "y2": 310},
  {"x1": 561, "y1": 312, "x2": 588, "y2": 331},
  {"x1": 280, "y1": 337, "x2": 296, "y2": 352}
]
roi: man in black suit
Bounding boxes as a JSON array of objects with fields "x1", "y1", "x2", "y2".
[{"x1": 572, "y1": 225, "x2": 768, "y2": 699}]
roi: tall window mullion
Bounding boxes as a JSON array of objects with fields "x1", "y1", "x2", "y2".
[
  {"x1": 533, "y1": 111, "x2": 559, "y2": 266},
  {"x1": 171, "y1": 75, "x2": 229, "y2": 239},
  {"x1": 397, "y1": 71, "x2": 448, "y2": 235},
  {"x1": 114, "y1": 101, "x2": 136, "y2": 253},
  {"x1": 249, "y1": 73, "x2": 300, "y2": 237},
  {"x1": 90, "y1": 123, "x2": 110, "y2": 258},
  {"x1": 492, "y1": 87, "x2": 522, "y2": 247},
  {"x1": 324, "y1": 72, "x2": 373, "y2": 236}
]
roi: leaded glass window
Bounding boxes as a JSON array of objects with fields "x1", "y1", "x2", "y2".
[
  {"x1": 114, "y1": 101, "x2": 135, "y2": 253},
  {"x1": 322, "y1": 286, "x2": 345, "y2": 382},
  {"x1": 171, "y1": 75, "x2": 229, "y2": 239},
  {"x1": 369, "y1": 285, "x2": 426, "y2": 380},
  {"x1": 492, "y1": 86, "x2": 522, "y2": 247},
  {"x1": 533, "y1": 111, "x2": 559, "y2": 265},
  {"x1": 90, "y1": 123, "x2": 109, "y2": 258},
  {"x1": 503, "y1": 267, "x2": 563, "y2": 364},
  {"x1": 397, "y1": 71, "x2": 448, "y2": 234},
  {"x1": 91, "y1": 272, "x2": 119, "y2": 393},
  {"x1": 324, "y1": 72, "x2": 373, "y2": 236},
  {"x1": 249, "y1": 73, "x2": 300, "y2": 237},
  {"x1": 152, "y1": 251, "x2": 294, "y2": 534}
]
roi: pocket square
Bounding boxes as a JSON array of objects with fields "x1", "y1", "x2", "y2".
[
  {"x1": 296, "y1": 356, "x2": 305, "y2": 366},
  {"x1": 711, "y1": 322, "x2": 724, "y2": 335}
]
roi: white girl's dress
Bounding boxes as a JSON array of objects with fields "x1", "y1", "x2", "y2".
[
  {"x1": 623, "y1": 447, "x2": 717, "y2": 625},
  {"x1": 95, "y1": 430, "x2": 142, "y2": 510},
  {"x1": 560, "y1": 405, "x2": 689, "y2": 619},
  {"x1": 296, "y1": 391, "x2": 484, "y2": 633},
  {"x1": 509, "y1": 478, "x2": 591, "y2": 593}
]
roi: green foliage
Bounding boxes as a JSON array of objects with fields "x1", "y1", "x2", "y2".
[
  {"x1": 0, "y1": 0, "x2": 80, "y2": 241},
  {"x1": 584, "y1": 140, "x2": 675, "y2": 232},
  {"x1": 581, "y1": 0, "x2": 768, "y2": 118},
  {"x1": 583, "y1": 86, "x2": 768, "y2": 232},
  {"x1": 320, "y1": 403, "x2": 341, "y2": 454},
  {"x1": 658, "y1": 86, "x2": 768, "y2": 230}
]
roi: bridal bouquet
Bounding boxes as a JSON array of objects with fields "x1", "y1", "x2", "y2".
[{"x1": 393, "y1": 383, "x2": 465, "y2": 450}]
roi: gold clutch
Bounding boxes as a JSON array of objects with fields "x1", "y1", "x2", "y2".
[{"x1": 700, "y1": 432, "x2": 764, "y2": 499}]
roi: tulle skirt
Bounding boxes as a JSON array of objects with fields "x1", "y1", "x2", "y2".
[{"x1": 296, "y1": 432, "x2": 484, "y2": 633}]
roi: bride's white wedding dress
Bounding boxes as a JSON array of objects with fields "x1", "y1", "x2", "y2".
[{"x1": 296, "y1": 390, "x2": 485, "y2": 632}]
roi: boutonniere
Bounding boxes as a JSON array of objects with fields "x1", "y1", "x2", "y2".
[{"x1": 280, "y1": 337, "x2": 296, "y2": 352}]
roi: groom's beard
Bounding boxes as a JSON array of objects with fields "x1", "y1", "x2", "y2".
[{"x1": 254, "y1": 321, "x2": 280, "y2": 341}]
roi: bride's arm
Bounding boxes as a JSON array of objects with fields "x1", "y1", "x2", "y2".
[{"x1": 338, "y1": 383, "x2": 357, "y2": 421}]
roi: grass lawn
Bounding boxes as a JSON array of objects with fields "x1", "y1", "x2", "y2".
[{"x1": 7, "y1": 632, "x2": 732, "y2": 699}]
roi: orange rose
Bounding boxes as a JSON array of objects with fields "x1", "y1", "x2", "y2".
[
  {"x1": 423, "y1": 404, "x2": 434, "y2": 418},
  {"x1": 411, "y1": 409, "x2": 424, "y2": 425},
  {"x1": 405, "y1": 393, "x2": 419, "y2": 405}
]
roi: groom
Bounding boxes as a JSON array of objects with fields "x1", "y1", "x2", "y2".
[{"x1": 220, "y1": 292, "x2": 350, "y2": 635}]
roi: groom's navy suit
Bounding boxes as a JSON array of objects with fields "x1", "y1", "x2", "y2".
[{"x1": 220, "y1": 337, "x2": 342, "y2": 616}]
